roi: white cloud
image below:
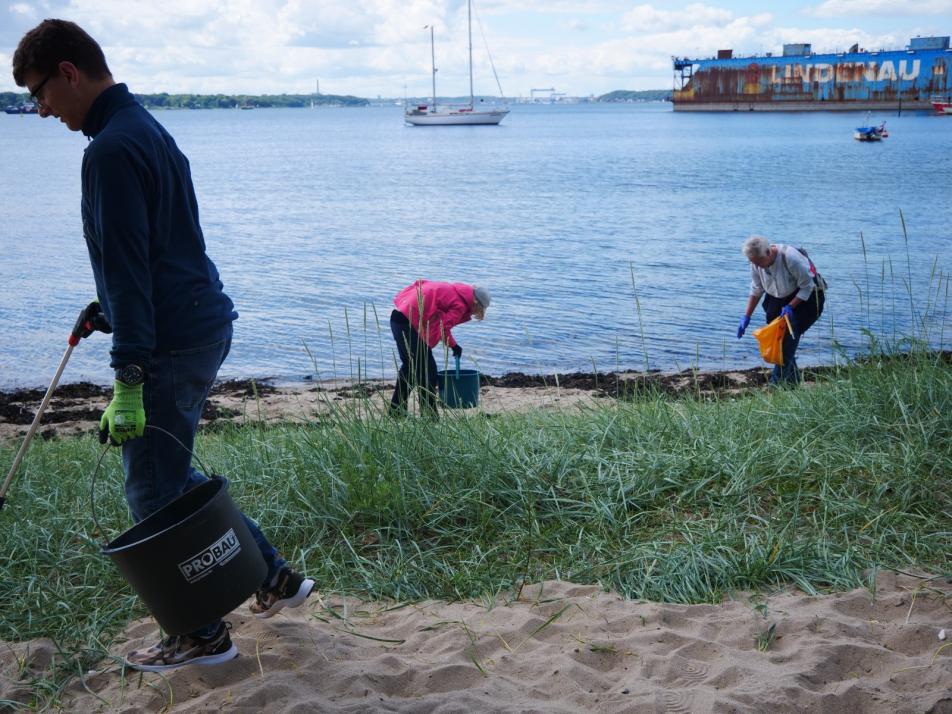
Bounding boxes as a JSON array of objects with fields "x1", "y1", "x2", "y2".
[
  {"x1": 769, "y1": 27, "x2": 895, "y2": 53},
  {"x1": 478, "y1": 1, "x2": 625, "y2": 12},
  {"x1": 59, "y1": 0, "x2": 449, "y2": 50},
  {"x1": 808, "y1": 0, "x2": 952, "y2": 17},
  {"x1": 621, "y1": 4, "x2": 734, "y2": 33}
]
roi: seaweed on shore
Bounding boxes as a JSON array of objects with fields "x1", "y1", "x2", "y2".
[{"x1": 2, "y1": 353, "x2": 949, "y2": 433}]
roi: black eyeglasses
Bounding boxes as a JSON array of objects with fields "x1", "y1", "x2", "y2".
[{"x1": 28, "y1": 71, "x2": 56, "y2": 107}]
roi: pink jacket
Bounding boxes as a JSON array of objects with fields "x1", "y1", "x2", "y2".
[{"x1": 393, "y1": 280, "x2": 474, "y2": 349}]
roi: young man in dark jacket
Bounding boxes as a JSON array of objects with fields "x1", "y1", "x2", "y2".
[{"x1": 13, "y1": 19, "x2": 313, "y2": 671}]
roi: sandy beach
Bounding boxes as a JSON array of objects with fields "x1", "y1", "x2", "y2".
[{"x1": 1, "y1": 574, "x2": 949, "y2": 713}]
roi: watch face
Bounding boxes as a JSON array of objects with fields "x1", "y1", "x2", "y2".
[{"x1": 118, "y1": 364, "x2": 145, "y2": 385}]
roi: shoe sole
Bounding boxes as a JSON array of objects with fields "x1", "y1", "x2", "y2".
[
  {"x1": 125, "y1": 643, "x2": 239, "y2": 672},
  {"x1": 255, "y1": 578, "x2": 315, "y2": 619}
]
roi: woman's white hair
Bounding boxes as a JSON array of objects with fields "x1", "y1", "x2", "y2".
[{"x1": 742, "y1": 235, "x2": 771, "y2": 259}]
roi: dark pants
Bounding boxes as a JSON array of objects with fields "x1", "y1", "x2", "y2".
[
  {"x1": 122, "y1": 324, "x2": 284, "y2": 637},
  {"x1": 762, "y1": 286, "x2": 825, "y2": 384},
  {"x1": 390, "y1": 310, "x2": 438, "y2": 416}
]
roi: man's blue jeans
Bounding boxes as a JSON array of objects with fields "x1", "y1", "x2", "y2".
[
  {"x1": 121, "y1": 325, "x2": 285, "y2": 637},
  {"x1": 762, "y1": 287, "x2": 824, "y2": 386},
  {"x1": 771, "y1": 331, "x2": 802, "y2": 384}
]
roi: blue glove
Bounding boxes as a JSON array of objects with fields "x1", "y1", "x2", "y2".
[
  {"x1": 737, "y1": 315, "x2": 750, "y2": 339},
  {"x1": 780, "y1": 304, "x2": 797, "y2": 333}
]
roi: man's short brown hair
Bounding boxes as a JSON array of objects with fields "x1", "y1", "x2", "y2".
[{"x1": 12, "y1": 19, "x2": 111, "y2": 87}]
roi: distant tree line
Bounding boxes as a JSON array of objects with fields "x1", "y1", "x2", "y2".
[
  {"x1": 597, "y1": 90, "x2": 671, "y2": 102},
  {"x1": 134, "y1": 93, "x2": 369, "y2": 109},
  {"x1": 2, "y1": 90, "x2": 368, "y2": 110},
  {"x1": 1, "y1": 91, "x2": 28, "y2": 107}
]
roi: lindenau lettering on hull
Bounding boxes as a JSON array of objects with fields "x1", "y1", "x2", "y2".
[{"x1": 673, "y1": 35, "x2": 951, "y2": 111}]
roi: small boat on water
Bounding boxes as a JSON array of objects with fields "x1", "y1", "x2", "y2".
[
  {"x1": 405, "y1": 103, "x2": 509, "y2": 126},
  {"x1": 854, "y1": 126, "x2": 882, "y2": 141},
  {"x1": 854, "y1": 114, "x2": 887, "y2": 141},
  {"x1": 932, "y1": 96, "x2": 952, "y2": 114}
]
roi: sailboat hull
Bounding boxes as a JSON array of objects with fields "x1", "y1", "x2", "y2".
[{"x1": 405, "y1": 109, "x2": 509, "y2": 126}]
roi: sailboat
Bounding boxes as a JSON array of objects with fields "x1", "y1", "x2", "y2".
[{"x1": 405, "y1": 0, "x2": 509, "y2": 126}]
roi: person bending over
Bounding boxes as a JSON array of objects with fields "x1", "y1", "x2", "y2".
[
  {"x1": 736, "y1": 235, "x2": 825, "y2": 384},
  {"x1": 390, "y1": 280, "x2": 490, "y2": 416}
]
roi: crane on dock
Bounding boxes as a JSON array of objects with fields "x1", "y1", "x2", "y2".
[{"x1": 530, "y1": 88, "x2": 566, "y2": 102}]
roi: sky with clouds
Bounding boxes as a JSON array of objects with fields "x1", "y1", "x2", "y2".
[{"x1": 2, "y1": 1, "x2": 951, "y2": 98}]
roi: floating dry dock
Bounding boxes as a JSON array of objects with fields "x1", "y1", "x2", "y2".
[{"x1": 673, "y1": 36, "x2": 951, "y2": 111}]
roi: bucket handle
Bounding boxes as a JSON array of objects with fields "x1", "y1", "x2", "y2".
[{"x1": 89, "y1": 424, "x2": 218, "y2": 545}]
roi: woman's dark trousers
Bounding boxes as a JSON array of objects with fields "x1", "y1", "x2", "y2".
[{"x1": 390, "y1": 310, "x2": 439, "y2": 416}]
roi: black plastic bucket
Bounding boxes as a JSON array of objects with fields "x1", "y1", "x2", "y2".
[{"x1": 101, "y1": 478, "x2": 267, "y2": 635}]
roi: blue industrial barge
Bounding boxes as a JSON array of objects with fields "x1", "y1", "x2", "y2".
[{"x1": 673, "y1": 35, "x2": 951, "y2": 111}]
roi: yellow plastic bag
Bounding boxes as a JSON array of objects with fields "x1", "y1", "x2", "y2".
[{"x1": 752, "y1": 315, "x2": 794, "y2": 366}]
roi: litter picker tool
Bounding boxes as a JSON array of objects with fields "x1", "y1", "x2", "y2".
[{"x1": 1, "y1": 306, "x2": 102, "y2": 510}]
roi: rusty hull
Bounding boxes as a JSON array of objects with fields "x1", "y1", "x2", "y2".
[{"x1": 673, "y1": 48, "x2": 950, "y2": 111}]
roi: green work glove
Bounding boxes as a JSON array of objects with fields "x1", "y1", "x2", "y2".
[{"x1": 99, "y1": 381, "x2": 146, "y2": 445}]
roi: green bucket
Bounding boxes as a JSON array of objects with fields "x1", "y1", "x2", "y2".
[{"x1": 437, "y1": 357, "x2": 480, "y2": 408}]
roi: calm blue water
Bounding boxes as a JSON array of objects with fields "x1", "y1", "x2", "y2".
[{"x1": 1, "y1": 103, "x2": 949, "y2": 389}]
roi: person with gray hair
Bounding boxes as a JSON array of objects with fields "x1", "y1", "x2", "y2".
[
  {"x1": 390, "y1": 280, "x2": 490, "y2": 417},
  {"x1": 737, "y1": 235, "x2": 825, "y2": 384}
]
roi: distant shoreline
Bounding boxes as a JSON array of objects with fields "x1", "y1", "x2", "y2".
[{"x1": 2, "y1": 88, "x2": 671, "y2": 111}]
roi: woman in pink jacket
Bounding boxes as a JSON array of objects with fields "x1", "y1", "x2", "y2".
[{"x1": 390, "y1": 280, "x2": 491, "y2": 416}]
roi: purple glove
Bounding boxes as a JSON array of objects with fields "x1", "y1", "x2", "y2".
[{"x1": 737, "y1": 315, "x2": 750, "y2": 339}]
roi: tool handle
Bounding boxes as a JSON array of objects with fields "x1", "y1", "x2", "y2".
[
  {"x1": 783, "y1": 315, "x2": 794, "y2": 337},
  {"x1": 455, "y1": 355, "x2": 461, "y2": 379},
  {"x1": 0, "y1": 343, "x2": 75, "y2": 509},
  {"x1": 69, "y1": 304, "x2": 99, "y2": 346}
]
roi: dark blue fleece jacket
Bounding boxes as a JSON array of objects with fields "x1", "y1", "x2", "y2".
[{"x1": 80, "y1": 83, "x2": 237, "y2": 369}]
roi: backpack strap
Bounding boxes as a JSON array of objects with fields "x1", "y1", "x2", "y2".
[{"x1": 781, "y1": 246, "x2": 825, "y2": 293}]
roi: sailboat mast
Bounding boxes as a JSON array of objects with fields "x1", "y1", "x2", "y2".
[
  {"x1": 430, "y1": 25, "x2": 437, "y2": 112},
  {"x1": 468, "y1": 0, "x2": 474, "y2": 108}
]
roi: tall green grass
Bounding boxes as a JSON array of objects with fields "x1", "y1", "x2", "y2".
[{"x1": 1, "y1": 350, "x2": 949, "y2": 707}]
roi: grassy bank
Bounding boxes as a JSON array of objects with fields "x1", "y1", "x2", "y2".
[{"x1": 1, "y1": 352, "x2": 950, "y2": 705}]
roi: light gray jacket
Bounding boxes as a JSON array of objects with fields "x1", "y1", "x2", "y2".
[{"x1": 750, "y1": 245, "x2": 815, "y2": 302}]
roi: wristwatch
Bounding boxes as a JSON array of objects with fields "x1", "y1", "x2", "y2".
[{"x1": 116, "y1": 363, "x2": 146, "y2": 386}]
